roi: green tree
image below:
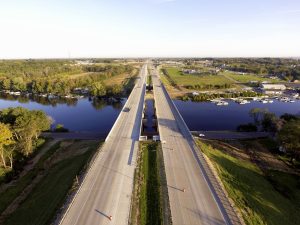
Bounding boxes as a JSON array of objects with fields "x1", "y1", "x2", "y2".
[
  {"x1": 0, "y1": 107, "x2": 51, "y2": 156},
  {"x1": 249, "y1": 108, "x2": 269, "y2": 127},
  {"x1": 111, "y1": 84, "x2": 123, "y2": 96},
  {"x1": 1, "y1": 79, "x2": 11, "y2": 90},
  {"x1": 277, "y1": 120, "x2": 300, "y2": 161},
  {"x1": 90, "y1": 82, "x2": 107, "y2": 97},
  {"x1": 0, "y1": 123, "x2": 14, "y2": 168},
  {"x1": 261, "y1": 112, "x2": 283, "y2": 133},
  {"x1": 11, "y1": 77, "x2": 26, "y2": 91}
]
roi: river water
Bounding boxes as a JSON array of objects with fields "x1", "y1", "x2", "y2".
[
  {"x1": 0, "y1": 95, "x2": 125, "y2": 134},
  {"x1": 0, "y1": 95, "x2": 299, "y2": 133},
  {"x1": 174, "y1": 99, "x2": 300, "y2": 131}
]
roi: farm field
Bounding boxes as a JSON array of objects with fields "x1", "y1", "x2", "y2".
[{"x1": 164, "y1": 67, "x2": 234, "y2": 87}]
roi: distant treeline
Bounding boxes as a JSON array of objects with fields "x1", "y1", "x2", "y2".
[
  {"x1": 212, "y1": 58, "x2": 300, "y2": 81},
  {"x1": 0, "y1": 60, "x2": 135, "y2": 97}
]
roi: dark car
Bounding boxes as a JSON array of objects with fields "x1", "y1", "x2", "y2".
[{"x1": 123, "y1": 107, "x2": 130, "y2": 112}]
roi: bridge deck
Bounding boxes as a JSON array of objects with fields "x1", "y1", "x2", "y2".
[
  {"x1": 152, "y1": 65, "x2": 241, "y2": 225},
  {"x1": 59, "y1": 64, "x2": 147, "y2": 225}
]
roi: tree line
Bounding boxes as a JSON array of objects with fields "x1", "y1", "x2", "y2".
[
  {"x1": 0, "y1": 107, "x2": 51, "y2": 170},
  {"x1": 239, "y1": 109, "x2": 300, "y2": 163},
  {"x1": 213, "y1": 58, "x2": 300, "y2": 81},
  {"x1": 0, "y1": 60, "x2": 134, "y2": 97}
]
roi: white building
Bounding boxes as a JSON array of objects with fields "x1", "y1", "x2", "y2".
[
  {"x1": 260, "y1": 84, "x2": 286, "y2": 95},
  {"x1": 182, "y1": 69, "x2": 198, "y2": 74}
]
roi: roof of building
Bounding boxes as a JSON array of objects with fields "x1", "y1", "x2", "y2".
[{"x1": 261, "y1": 84, "x2": 286, "y2": 90}]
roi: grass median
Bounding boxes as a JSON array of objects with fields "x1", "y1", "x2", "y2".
[{"x1": 130, "y1": 141, "x2": 163, "y2": 225}]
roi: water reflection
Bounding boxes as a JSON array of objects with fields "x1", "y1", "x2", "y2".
[
  {"x1": 0, "y1": 93, "x2": 124, "y2": 110},
  {"x1": 0, "y1": 93, "x2": 126, "y2": 132},
  {"x1": 174, "y1": 99, "x2": 300, "y2": 131}
]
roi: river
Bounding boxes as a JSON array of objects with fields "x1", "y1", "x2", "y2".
[{"x1": 0, "y1": 95, "x2": 299, "y2": 133}]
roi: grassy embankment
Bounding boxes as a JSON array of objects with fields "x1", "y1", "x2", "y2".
[
  {"x1": 196, "y1": 139, "x2": 300, "y2": 225},
  {"x1": 130, "y1": 142, "x2": 166, "y2": 225},
  {"x1": 0, "y1": 141, "x2": 61, "y2": 214},
  {"x1": 1, "y1": 140, "x2": 100, "y2": 225}
]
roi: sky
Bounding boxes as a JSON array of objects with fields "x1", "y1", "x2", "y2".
[{"x1": 0, "y1": 0, "x2": 300, "y2": 58}]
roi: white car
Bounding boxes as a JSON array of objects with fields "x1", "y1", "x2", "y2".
[{"x1": 198, "y1": 133, "x2": 205, "y2": 137}]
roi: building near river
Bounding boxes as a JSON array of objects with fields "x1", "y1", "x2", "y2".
[{"x1": 260, "y1": 84, "x2": 286, "y2": 95}]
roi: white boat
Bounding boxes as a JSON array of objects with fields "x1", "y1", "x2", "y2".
[
  {"x1": 241, "y1": 100, "x2": 250, "y2": 104},
  {"x1": 216, "y1": 101, "x2": 229, "y2": 106},
  {"x1": 211, "y1": 99, "x2": 221, "y2": 103},
  {"x1": 280, "y1": 97, "x2": 290, "y2": 102},
  {"x1": 289, "y1": 99, "x2": 295, "y2": 103},
  {"x1": 259, "y1": 99, "x2": 268, "y2": 104},
  {"x1": 267, "y1": 99, "x2": 273, "y2": 103}
]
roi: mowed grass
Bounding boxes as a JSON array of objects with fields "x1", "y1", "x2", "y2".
[
  {"x1": 140, "y1": 142, "x2": 162, "y2": 225},
  {"x1": 0, "y1": 142, "x2": 61, "y2": 214},
  {"x1": 196, "y1": 140, "x2": 300, "y2": 225},
  {"x1": 164, "y1": 67, "x2": 233, "y2": 87},
  {"x1": 4, "y1": 144, "x2": 98, "y2": 225},
  {"x1": 132, "y1": 142, "x2": 162, "y2": 225},
  {"x1": 222, "y1": 71, "x2": 280, "y2": 83}
]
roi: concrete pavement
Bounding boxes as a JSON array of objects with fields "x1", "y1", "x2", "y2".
[
  {"x1": 152, "y1": 65, "x2": 241, "y2": 225},
  {"x1": 59, "y1": 64, "x2": 147, "y2": 225}
]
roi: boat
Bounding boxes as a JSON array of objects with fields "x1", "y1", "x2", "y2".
[
  {"x1": 280, "y1": 97, "x2": 290, "y2": 102},
  {"x1": 267, "y1": 99, "x2": 273, "y2": 103},
  {"x1": 211, "y1": 99, "x2": 221, "y2": 103},
  {"x1": 259, "y1": 99, "x2": 268, "y2": 104},
  {"x1": 240, "y1": 99, "x2": 250, "y2": 104},
  {"x1": 288, "y1": 99, "x2": 295, "y2": 103},
  {"x1": 216, "y1": 101, "x2": 229, "y2": 106}
]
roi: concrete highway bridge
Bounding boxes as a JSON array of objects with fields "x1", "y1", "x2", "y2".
[{"x1": 59, "y1": 62, "x2": 241, "y2": 225}]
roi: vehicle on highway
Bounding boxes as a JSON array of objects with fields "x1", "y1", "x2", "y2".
[
  {"x1": 198, "y1": 133, "x2": 205, "y2": 137},
  {"x1": 123, "y1": 107, "x2": 131, "y2": 112}
]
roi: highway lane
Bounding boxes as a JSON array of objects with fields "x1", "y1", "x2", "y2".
[
  {"x1": 60, "y1": 64, "x2": 147, "y2": 225},
  {"x1": 152, "y1": 65, "x2": 238, "y2": 225}
]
